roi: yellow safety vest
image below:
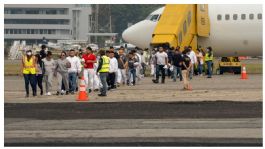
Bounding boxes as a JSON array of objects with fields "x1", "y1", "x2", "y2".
[
  {"x1": 205, "y1": 53, "x2": 213, "y2": 62},
  {"x1": 22, "y1": 56, "x2": 36, "y2": 74},
  {"x1": 99, "y1": 55, "x2": 110, "y2": 73}
]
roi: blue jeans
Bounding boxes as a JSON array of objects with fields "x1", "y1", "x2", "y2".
[
  {"x1": 68, "y1": 72, "x2": 77, "y2": 92},
  {"x1": 206, "y1": 61, "x2": 213, "y2": 77},
  {"x1": 99, "y1": 72, "x2": 108, "y2": 95},
  {"x1": 127, "y1": 68, "x2": 136, "y2": 85},
  {"x1": 23, "y1": 74, "x2": 37, "y2": 95},
  {"x1": 173, "y1": 66, "x2": 183, "y2": 81},
  {"x1": 198, "y1": 64, "x2": 203, "y2": 75}
]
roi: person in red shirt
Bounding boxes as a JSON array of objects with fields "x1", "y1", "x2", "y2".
[{"x1": 82, "y1": 47, "x2": 97, "y2": 93}]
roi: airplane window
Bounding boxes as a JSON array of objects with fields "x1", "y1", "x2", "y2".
[
  {"x1": 249, "y1": 14, "x2": 254, "y2": 20},
  {"x1": 258, "y1": 13, "x2": 262, "y2": 19},
  {"x1": 225, "y1": 14, "x2": 230, "y2": 20},
  {"x1": 183, "y1": 21, "x2": 187, "y2": 35},
  {"x1": 241, "y1": 14, "x2": 246, "y2": 20},
  {"x1": 217, "y1": 14, "x2": 222, "y2": 20},
  {"x1": 178, "y1": 31, "x2": 182, "y2": 45},
  {"x1": 150, "y1": 14, "x2": 159, "y2": 21},
  {"x1": 188, "y1": 11, "x2": 191, "y2": 26},
  {"x1": 158, "y1": 15, "x2": 161, "y2": 21},
  {"x1": 233, "y1": 14, "x2": 238, "y2": 20}
]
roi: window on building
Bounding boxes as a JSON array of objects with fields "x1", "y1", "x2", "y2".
[
  {"x1": 183, "y1": 20, "x2": 187, "y2": 35},
  {"x1": 217, "y1": 14, "x2": 222, "y2": 20},
  {"x1": 233, "y1": 14, "x2": 238, "y2": 20},
  {"x1": 10, "y1": 29, "x2": 13, "y2": 34},
  {"x1": 249, "y1": 14, "x2": 254, "y2": 20},
  {"x1": 241, "y1": 14, "x2": 246, "y2": 20},
  {"x1": 27, "y1": 29, "x2": 30, "y2": 34},
  {"x1": 40, "y1": 29, "x2": 43, "y2": 34},
  {"x1": 225, "y1": 14, "x2": 230, "y2": 20},
  {"x1": 258, "y1": 13, "x2": 262, "y2": 19}
]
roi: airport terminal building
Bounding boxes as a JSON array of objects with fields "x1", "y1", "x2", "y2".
[{"x1": 4, "y1": 4, "x2": 92, "y2": 45}]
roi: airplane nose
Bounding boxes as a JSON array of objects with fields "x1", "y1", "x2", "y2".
[{"x1": 122, "y1": 20, "x2": 157, "y2": 49}]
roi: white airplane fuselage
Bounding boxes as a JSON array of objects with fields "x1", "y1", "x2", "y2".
[{"x1": 122, "y1": 4, "x2": 262, "y2": 57}]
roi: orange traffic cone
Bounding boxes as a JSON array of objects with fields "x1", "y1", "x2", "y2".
[
  {"x1": 241, "y1": 64, "x2": 248, "y2": 80},
  {"x1": 77, "y1": 76, "x2": 89, "y2": 101}
]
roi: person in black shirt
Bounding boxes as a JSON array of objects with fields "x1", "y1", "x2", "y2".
[
  {"x1": 181, "y1": 48, "x2": 192, "y2": 90},
  {"x1": 172, "y1": 46, "x2": 183, "y2": 82},
  {"x1": 40, "y1": 45, "x2": 47, "y2": 59}
]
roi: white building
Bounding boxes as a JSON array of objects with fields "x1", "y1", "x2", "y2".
[{"x1": 4, "y1": 4, "x2": 92, "y2": 45}]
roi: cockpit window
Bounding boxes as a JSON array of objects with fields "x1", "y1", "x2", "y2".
[{"x1": 146, "y1": 14, "x2": 160, "y2": 21}]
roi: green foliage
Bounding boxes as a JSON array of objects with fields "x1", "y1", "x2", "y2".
[
  {"x1": 112, "y1": 4, "x2": 163, "y2": 37},
  {"x1": 93, "y1": 4, "x2": 164, "y2": 38}
]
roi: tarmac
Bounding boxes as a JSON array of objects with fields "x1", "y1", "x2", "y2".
[{"x1": 4, "y1": 74, "x2": 263, "y2": 146}]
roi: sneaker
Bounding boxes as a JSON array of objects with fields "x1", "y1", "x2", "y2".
[
  {"x1": 25, "y1": 94, "x2": 29, "y2": 98},
  {"x1": 46, "y1": 92, "x2": 52, "y2": 96},
  {"x1": 98, "y1": 94, "x2": 107, "y2": 97},
  {"x1": 33, "y1": 93, "x2": 37, "y2": 97},
  {"x1": 40, "y1": 90, "x2": 43, "y2": 96},
  {"x1": 70, "y1": 91, "x2": 75, "y2": 95},
  {"x1": 56, "y1": 91, "x2": 60, "y2": 96},
  {"x1": 65, "y1": 91, "x2": 69, "y2": 95},
  {"x1": 94, "y1": 89, "x2": 99, "y2": 92},
  {"x1": 88, "y1": 89, "x2": 92, "y2": 93}
]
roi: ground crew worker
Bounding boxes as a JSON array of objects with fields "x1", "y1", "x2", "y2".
[
  {"x1": 97, "y1": 50, "x2": 110, "y2": 97},
  {"x1": 181, "y1": 49, "x2": 192, "y2": 90},
  {"x1": 205, "y1": 46, "x2": 214, "y2": 78},
  {"x1": 22, "y1": 50, "x2": 37, "y2": 97}
]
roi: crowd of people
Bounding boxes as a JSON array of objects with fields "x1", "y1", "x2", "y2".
[
  {"x1": 21, "y1": 45, "x2": 149, "y2": 97},
  {"x1": 150, "y1": 45, "x2": 214, "y2": 90},
  {"x1": 21, "y1": 44, "x2": 213, "y2": 97}
]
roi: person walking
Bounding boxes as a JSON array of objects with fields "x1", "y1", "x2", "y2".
[
  {"x1": 54, "y1": 51, "x2": 71, "y2": 95},
  {"x1": 205, "y1": 46, "x2": 214, "y2": 78},
  {"x1": 97, "y1": 50, "x2": 110, "y2": 96},
  {"x1": 40, "y1": 44, "x2": 47, "y2": 59},
  {"x1": 181, "y1": 49, "x2": 192, "y2": 90},
  {"x1": 42, "y1": 51, "x2": 56, "y2": 96},
  {"x1": 67, "y1": 49, "x2": 82, "y2": 94},
  {"x1": 22, "y1": 50, "x2": 37, "y2": 97},
  {"x1": 35, "y1": 54, "x2": 44, "y2": 95},
  {"x1": 196, "y1": 48, "x2": 204, "y2": 76},
  {"x1": 82, "y1": 47, "x2": 97, "y2": 93},
  {"x1": 149, "y1": 49, "x2": 157, "y2": 79},
  {"x1": 117, "y1": 47, "x2": 127, "y2": 86},
  {"x1": 132, "y1": 49, "x2": 142, "y2": 82},
  {"x1": 153, "y1": 46, "x2": 168, "y2": 84},
  {"x1": 187, "y1": 46, "x2": 197, "y2": 79},
  {"x1": 125, "y1": 52, "x2": 138, "y2": 86},
  {"x1": 172, "y1": 46, "x2": 183, "y2": 82},
  {"x1": 107, "y1": 51, "x2": 118, "y2": 90}
]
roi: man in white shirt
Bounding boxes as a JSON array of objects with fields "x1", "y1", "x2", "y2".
[
  {"x1": 187, "y1": 46, "x2": 197, "y2": 80},
  {"x1": 107, "y1": 51, "x2": 118, "y2": 90},
  {"x1": 153, "y1": 46, "x2": 168, "y2": 84},
  {"x1": 66, "y1": 49, "x2": 81, "y2": 94}
]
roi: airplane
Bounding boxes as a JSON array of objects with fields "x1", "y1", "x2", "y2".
[{"x1": 122, "y1": 4, "x2": 262, "y2": 57}]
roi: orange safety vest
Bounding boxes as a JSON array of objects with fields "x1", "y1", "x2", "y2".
[{"x1": 22, "y1": 55, "x2": 36, "y2": 74}]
